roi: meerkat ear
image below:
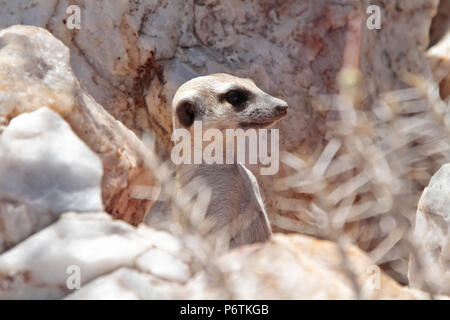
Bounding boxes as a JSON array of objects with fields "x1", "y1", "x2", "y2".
[{"x1": 175, "y1": 100, "x2": 197, "y2": 128}]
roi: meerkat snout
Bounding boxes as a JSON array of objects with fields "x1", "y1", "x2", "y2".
[{"x1": 274, "y1": 104, "x2": 288, "y2": 117}]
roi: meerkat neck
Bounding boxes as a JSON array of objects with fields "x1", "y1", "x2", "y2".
[{"x1": 177, "y1": 163, "x2": 238, "y2": 188}]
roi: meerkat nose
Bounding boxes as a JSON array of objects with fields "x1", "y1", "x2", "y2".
[{"x1": 275, "y1": 104, "x2": 288, "y2": 116}]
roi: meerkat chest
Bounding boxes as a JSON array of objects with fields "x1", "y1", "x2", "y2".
[{"x1": 177, "y1": 164, "x2": 252, "y2": 214}]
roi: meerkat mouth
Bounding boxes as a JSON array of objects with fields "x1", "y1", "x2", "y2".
[
  {"x1": 239, "y1": 121, "x2": 275, "y2": 129},
  {"x1": 239, "y1": 114, "x2": 286, "y2": 129}
]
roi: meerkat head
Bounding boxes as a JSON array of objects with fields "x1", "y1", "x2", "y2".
[{"x1": 172, "y1": 73, "x2": 288, "y2": 132}]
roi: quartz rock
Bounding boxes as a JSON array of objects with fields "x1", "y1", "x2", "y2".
[
  {"x1": 64, "y1": 268, "x2": 183, "y2": 300},
  {"x1": 215, "y1": 234, "x2": 424, "y2": 299},
  {"x1": 0, "y1": 108, "x2": 103, "y2": 252},
  {"x1": 0, "y1": 212, "x2": 183, "y2": 299},
  {"x1": 408, "y1": 164, "x2": 450, "y2": 295}
]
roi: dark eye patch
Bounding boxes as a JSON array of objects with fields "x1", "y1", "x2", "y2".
[{"x1": 220, "y1": 88, "x2": 251, "y2": 110}]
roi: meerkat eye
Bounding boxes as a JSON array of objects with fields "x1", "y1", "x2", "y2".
[{"x1": 224, "y1": 89, "x2": 249, "y2": 106}]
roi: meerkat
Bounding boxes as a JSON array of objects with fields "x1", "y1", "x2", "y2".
[{"x1": 171, "y1": 73, "x2": 288, "y2": 249}]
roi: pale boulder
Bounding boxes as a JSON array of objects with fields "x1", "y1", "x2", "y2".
[
  {"x1": 0, "y1": 212, "x2": 185, "y2": 299},
  {"x1": 0, "y1": 108, "x2": 103, "y2": 253},
  {"x1": 409, "y1": 163, "x2": 450, "y2": 295}
]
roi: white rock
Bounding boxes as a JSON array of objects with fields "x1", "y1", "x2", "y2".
[
  {"x1": 216, "y1": 234, "x2": 427, "y2": 300},
  {"x1": 135, "y1": 248, "x2": 190, "y2": 283},
  {"x1": 0, "y1": 23, "x2": 75, "y2": 118},
  {"x1": 408, "y1": 163, "x2": 450, "y2": 295},
  {"x1": 0, "y1": 212, "x2": 164, "y2": 299},
  {"x1": 0, "y1": 108, "x2": 103, "y2": 252},
  {"x1": 65, "y1": 268, "x2": 182, "y2": 300}
]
